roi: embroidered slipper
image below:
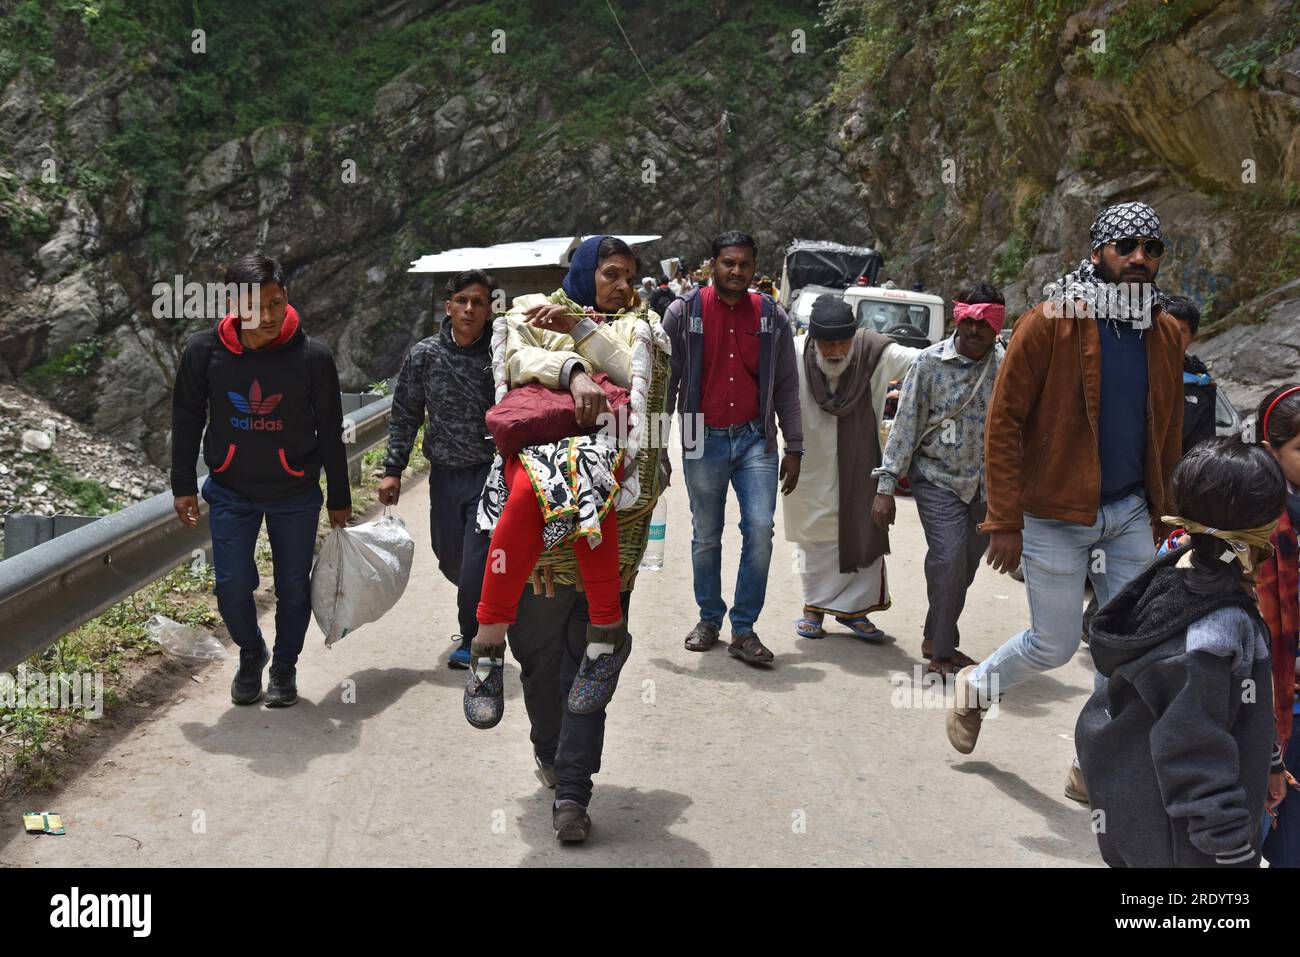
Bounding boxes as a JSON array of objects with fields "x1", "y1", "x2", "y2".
[
  {"x1": 835, "y1": 615, "x2": 886, "y2": 641},
  {"x1": 463, "y1": 645, "x2": 506, "y2": 730},
  {"x1": 567, "y1": 624, "x2": 632, "y2": 716}
]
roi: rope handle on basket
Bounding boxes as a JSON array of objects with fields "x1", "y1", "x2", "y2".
[{"x1": 544, "y1": 290, "x2": 653, "y2": 320}]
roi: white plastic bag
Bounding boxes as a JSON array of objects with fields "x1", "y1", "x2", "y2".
[
  {"x1": 310, "y1": 513, "x2": 415, "y2": 646},
  {"x1": 147, "y1": 614, "x2": 229, "y2": 664}
]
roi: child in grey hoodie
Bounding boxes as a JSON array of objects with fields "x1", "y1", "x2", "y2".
[{"x1": 1077, "y1": 438, "x2": 1286, "y2": 867}]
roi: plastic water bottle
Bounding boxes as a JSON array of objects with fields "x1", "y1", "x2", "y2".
[{"x1": 640, "y1": 497, "x2": 668, "y2": 571}]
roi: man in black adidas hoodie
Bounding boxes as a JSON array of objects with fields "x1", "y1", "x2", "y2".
[
  {"x1": 1077, "y1": 438, "x2": 1284, "y2": 867},
  {"x1": 171, "y1": 255, "x2": 351, "y2": 708}
]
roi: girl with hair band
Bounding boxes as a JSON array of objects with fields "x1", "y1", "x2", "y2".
[
  {"x1": 1077, "y1": 438, "x2": 1286, "y2": 867},
  {"x1": 1257, "y1": 384, "x2": 1300, "y2": 865}
]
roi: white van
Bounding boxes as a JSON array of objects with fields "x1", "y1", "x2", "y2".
[{"x1": 841, "y1": 284, "x2": 946, "y2": 346}]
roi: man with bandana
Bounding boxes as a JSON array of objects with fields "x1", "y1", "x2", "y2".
[
  {"x1": 946, "y1": 202, "x2": 1184, "y2": 804},
  {"x1": 872, "y1": 283, "x2": 1006, "y2": 677},
  {"x1": 782, "y1": 295, "x2": 919, "y2": 643}
]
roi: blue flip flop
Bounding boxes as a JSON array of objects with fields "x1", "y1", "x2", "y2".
[
  {"x1": 796, "y1": 616, "x2": 826, "y2": 639},
  {"x1": 835, "y1": 615, "x2": 885, "y2": 641}
]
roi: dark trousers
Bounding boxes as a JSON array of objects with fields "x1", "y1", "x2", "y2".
[
  {"x1": 508, "y1": 585, "x2": 633, "y2": 807},
  {"x1": 1264, "y1": 727, "x2": 1300, "y2": 867},
  {"x1": 202, "y1": 476, "x2": 322, "y2": 665},
  {"x1": 427, "y1": 462, "x2": 492, "y2": 640},
  {"x1": 909, "y1": 475, "x2": 988, "y2": 659}
]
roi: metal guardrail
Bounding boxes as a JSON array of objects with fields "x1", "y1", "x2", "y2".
[{"x1": 0, "y1": 396, "x2": 393, "y2": 671}]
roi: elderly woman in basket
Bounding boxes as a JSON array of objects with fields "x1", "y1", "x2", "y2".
[{"x1": 463, "y1": 235, "x2": 667, "y2": 842}]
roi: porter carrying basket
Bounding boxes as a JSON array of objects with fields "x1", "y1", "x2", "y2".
[{"x1": 488, "y1": 296, "x2": 671, "y2": 596}]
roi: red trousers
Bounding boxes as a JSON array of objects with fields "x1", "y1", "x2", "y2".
[{"x1": 476, "y1": 455, "x2": 623, "y2": 627}]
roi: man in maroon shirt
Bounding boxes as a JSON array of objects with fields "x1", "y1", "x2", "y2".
[{"x1": 662, "y1": 231, "x2": 804, "y2": 665}]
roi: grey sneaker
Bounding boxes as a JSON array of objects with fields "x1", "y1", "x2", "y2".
[
  {"x1": 463, "y1": 645, "x2": 505, "y2": 730},
  {"x1": 553, "y1": 799, "x2": 591, "y2": 843},
  {"x1": 535, "y1": 750, "x2": 557, "y2": 789},
  {"x1": 684, "y1": 621, "x2": 720, "y2": 652}
]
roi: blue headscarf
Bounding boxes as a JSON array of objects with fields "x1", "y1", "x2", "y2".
[{"x1": 561, "y1": 235, "x2": 607, "y2": 308}]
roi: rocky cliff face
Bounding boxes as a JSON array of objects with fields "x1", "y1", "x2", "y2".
[
  {"x1": 831, "y1": 0, "x2": 1300, "y2": 409},
  {"x1": 0, "y1": 0, "x2": 863, "y2": 469},
  {"x1": 1, "y1": 0, "x2": 1297, "y2": 490},
  {"x1": 0, "y1": 383, "x2": 166, "y2": 551}
]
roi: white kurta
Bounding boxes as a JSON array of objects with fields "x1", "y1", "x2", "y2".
[{"x1": 782, "y1": 334, "x2": 919, "y2": 616}]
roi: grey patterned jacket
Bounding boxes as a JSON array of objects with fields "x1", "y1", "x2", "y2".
[{"x1": 383, "y1": 321, "x2": 496, "y2": 474}]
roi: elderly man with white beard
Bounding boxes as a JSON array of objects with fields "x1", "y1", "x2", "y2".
[{"x1": 782, "y1": 295, "x2": 920, "y2": 641}]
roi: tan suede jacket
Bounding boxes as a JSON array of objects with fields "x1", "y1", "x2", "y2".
[{"x1": 979, "y1": 302, "x2": 1184, "y2": 533}]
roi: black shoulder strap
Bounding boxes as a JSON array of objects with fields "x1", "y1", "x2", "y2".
[
  {"x1": 686, "y1": 287, "x2": 703, "y2": 321},
  {"x1": 197, "y1": 327, "x2": 220, "y2": 384},
  {"x1": 301, "y1": 334, "x2": 320, "y2": 417}
]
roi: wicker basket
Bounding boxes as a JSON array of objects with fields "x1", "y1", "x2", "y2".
[{"x1": 528, "y1": 337, "x2": 671, "y2": 598}]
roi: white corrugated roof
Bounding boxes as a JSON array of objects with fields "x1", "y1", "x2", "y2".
[{"x1": 408, "y1": 235, "x2": 661, "y2": 274}]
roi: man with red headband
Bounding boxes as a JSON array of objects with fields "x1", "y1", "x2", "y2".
[
  {"x1": 872, "y1": 283, "x2": 1006, "y2": 677},
  {"x1": 944, "y1": 202, "x2": 1184, "y2": 807}
]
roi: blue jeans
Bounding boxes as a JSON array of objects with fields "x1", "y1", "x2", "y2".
[
  {"x1": 202, "y1": 476, "x2": 322, "y2": 665},
  {"x1": 967, "y1": 492, "x2": 1152, "y2": 700},
  {"x1": 681, "y1": 420, "x2": 779, "y2": 635}
]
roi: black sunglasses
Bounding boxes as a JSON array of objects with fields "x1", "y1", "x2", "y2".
[{"x1": 1111, "y1": 237, "x2": 1165, "y2": 259}]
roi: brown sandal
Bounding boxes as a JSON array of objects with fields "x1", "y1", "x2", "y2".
[
  {"x1": 927, "y1": 657, "x2": 960, "y2": 677},
  {"x1": 728, "y1": 632, "x2": 774, "y2": 665},
  {"x1": 921, "y1": 641, "x2": 977, "y2": 669},
  {"x1": 685, "y1": 622, "x2": 720, "y2": 652}
]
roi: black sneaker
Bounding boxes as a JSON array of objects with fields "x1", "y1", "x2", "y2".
[
  {"x1": 231, "y1": 643, "x2": 269, "y2": 705},
  {"x1": 463, "y1": 645, "x2": 505, "y2": 729},
  {"x1": 265, "y1": 662, "x2": 298, "y2": 708},
  {"x1": 553, "y1": 799, "x2": 591, "y2": 843}
]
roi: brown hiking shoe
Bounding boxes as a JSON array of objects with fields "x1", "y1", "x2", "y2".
[
  {"x1": 946, "y1": 665, "x2": 986, "y2": 754},
  {"x1": 1064, "y1": 761, "x2": 1089, "y2": 804}
]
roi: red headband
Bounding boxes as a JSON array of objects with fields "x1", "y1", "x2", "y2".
[
  {"x1": 953, "y1": 301, "x2": 1006, "y2": 334},
  {"x1": 1262, "y1": 385, "x2": 1300, "y2": 442}
]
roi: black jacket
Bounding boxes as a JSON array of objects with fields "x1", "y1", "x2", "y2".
[
  {"x1": 1077, "y1": 549, "x2": 1273, "y2": 868},
  {"x1": 170, "y1": 309, "x2": 350, "y2": 509},
  {"x1": 384, "y1": 321, "x2": 495, "y2": 473},
  {"x1": 1182, "y1": 353, "x2": 1217, "y2": 453}
]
